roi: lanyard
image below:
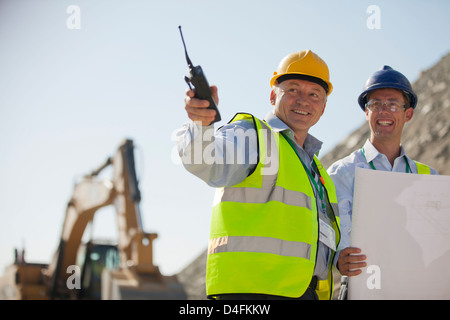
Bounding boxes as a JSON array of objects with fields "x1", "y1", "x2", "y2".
[
  {"x1": 361, "y1": 147, "x2": 411, "y2": 173},
  {"x1": 281, "y1": 132, "x2": 326, "y2": 212}
]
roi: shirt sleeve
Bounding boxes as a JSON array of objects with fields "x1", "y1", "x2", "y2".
[
  {"x1": 430, "y1": 167, "x2": 440, "y2": 175},
  {"x1": 327, "y1": 160, "x2": 356, "y2": 256},
  {"x1": 175, "y1": 120, "x2": 258, "y2": 188}
]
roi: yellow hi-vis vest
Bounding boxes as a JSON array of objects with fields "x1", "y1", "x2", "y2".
[
  {"x1": 415, "y1": 161, "x2": 431, "y2": 174},
  {"x1": 206, "y1": 113, "x2": 340, "y2": 299}
]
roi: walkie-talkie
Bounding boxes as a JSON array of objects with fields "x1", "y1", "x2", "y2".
[{"x1": 178, "y1": 26, "x2": 221, "y2": 123}]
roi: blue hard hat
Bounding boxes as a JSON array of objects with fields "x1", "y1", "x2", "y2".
[{"x1": 357, "y1": 65, "x2": 417, "y2": 111}]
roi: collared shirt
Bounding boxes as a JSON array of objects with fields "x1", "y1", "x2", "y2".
[
  {"x1": 176, "y1": 111, "x2": 333, "y2": 280},
  {"x1": 327, "y1": 139, "x2": 439, "y2": 255}
]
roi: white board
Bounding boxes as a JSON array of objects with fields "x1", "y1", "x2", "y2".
[{"x1": 348, "y1": 167, "x2": 450, "y2": 300}]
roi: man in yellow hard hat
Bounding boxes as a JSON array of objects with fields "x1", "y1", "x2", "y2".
[{"x1": 176, "y1": 50, "x2": 340, "y2": 300}]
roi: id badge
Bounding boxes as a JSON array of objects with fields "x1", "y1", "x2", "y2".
[{"x1": 319, "y1": 218, "x2": 336, "y2": 251}]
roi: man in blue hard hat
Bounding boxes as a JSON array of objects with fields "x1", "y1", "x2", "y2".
[{"x1": 326, "y1": 66, "x2": 439, "y2": 287}]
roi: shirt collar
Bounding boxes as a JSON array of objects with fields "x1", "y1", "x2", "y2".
[
  {"x1": 363, "y1": 139, "x2": 408, "y2": 162},
  {"x1": 264, "y1": 111, "x2": 323, "y2": 159}
]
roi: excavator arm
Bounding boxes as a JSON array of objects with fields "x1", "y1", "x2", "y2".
[
  {"x1": 111, "y1": 140, "x2": 157, "y2": 275},
  {"x1": 47, "y1": 173, "x2": 115, "y2": 298}
]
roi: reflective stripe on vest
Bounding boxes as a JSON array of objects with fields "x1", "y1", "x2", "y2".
[
  {"x1": 206, "y1": 113, "x2": 340, "y2": 299},
  {"x1": 208, "y1": 236, "x2": 311, "y2": 259},
  {"x1": 219, "y1": 185, "x2": 312, "y2": 208}
]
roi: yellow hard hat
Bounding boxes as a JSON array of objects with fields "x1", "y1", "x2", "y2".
[{"x1": 270, "y1": 50, "x2": 333, "y2": 95}]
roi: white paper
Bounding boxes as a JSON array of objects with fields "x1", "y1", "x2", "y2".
[{"x1": 348, "y1": 167, "x2": 450, "y2": 300}]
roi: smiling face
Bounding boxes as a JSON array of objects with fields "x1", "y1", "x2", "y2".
[
  {"x1": 365, "y1": 88, "x2": 414, "y2": 145},
  {"x1": 271, "y1": 79, "x2": 327, "y2": 145}
]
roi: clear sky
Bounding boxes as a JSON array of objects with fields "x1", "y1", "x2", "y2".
[{"x1": 0, "y1": 0, "x2": 449, "y2": 277}]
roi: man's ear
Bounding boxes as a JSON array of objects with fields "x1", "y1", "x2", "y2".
[
  {"x1": 270, "y1": 90, "x2": 276, "y2": 105},
  {"x1": 405, "y1": 107, "x2": 414, "y2": 122}
]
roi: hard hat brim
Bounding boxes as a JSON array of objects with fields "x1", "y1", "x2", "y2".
[{"x1": 270, "y1": 72, "x2": 333, "y2": 95}]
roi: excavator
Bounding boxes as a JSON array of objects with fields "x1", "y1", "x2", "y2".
[{"x1": 0, "y1": 139, "x2": 186, "y2": 300}]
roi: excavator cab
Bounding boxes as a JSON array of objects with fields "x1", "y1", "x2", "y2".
[{"x1": 78, "y1": 241, "x2": 120, "y2": 300}]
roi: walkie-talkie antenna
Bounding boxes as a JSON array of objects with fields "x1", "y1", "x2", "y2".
[
  {"x1": 178, "y1": 26, "x2": 193, "y2": 68},
  {"x1": 178, "y1": 25, "x2": 221, "y2": 123}
]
